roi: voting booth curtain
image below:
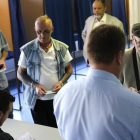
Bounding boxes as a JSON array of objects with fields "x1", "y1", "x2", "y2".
[
  {"x1": 44, "y1": 0, "x2": 76, "y2": 53},
  {"x1": 74, "y1": 0, "x2": 93, "y2": 50},
  {"x1": 9, "y1": 0, "x2": 27, "y2": 65},
  {"x1": 112, "y1": 0, "x2": 128, "y2": 35}
]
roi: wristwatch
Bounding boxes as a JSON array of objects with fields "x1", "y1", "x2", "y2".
[
  {"x1": 31, "y1": 82, "x2": 37, "y2": 89},
  {"x1": 59, "y1": 81, "x2": 63, "y2": 87}
]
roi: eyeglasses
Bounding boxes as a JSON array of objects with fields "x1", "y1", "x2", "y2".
[
  {"x1": 134, "y1": 37, "x2": 140, "y2": 46},
  {"x1": 36, "y1": 29, "x2": 52, "y2": 35}
]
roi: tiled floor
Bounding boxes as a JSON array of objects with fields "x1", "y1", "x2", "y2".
[{"x1": 9, "y1": 56, "x2": 89, "y2": 123}]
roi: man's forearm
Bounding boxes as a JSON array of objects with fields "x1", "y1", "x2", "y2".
[
  {"x1": 17, "y1": 72, "x2": 36, "y2": 87},
  {"x1": 1, "y1": 51, "x2": 8, "y2": 61},
  {"x1": 59, "y1": 63, "x2": 73, "y2": 83},
  {"x1": 60, "y1": 70, "x2": 73, "y2": 84}
]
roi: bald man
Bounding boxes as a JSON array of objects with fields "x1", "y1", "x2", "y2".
[{"x1": 17, "y1": 15, "x2": 73, "y2": 128}]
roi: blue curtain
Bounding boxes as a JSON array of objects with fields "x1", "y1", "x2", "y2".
[
  {"x1": 9, "y1": 0, "x2": 27, "y2": 65},
  {"x1": 112, "y1": 0, "x2": 127, "y2": 35},
  {"x1": 44, "y1": 0, "x2": 75, "y2": 53},
  {"x1": 6, "y1": 52, "x2": 13, "y2": 60},
  {"x1": 74, "y1": 0, "x2": 93, "y2": 50}
]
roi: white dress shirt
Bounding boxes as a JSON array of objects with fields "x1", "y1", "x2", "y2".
[{"x1": 54, "y1": 69, "x2": 140, "y2": 140}]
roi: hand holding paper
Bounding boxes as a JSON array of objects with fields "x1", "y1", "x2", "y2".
[{"x1": 17, "y1": 132, "x2": 35, "y2": 140}]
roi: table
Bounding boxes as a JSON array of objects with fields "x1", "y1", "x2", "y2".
[{"x1": 2, "y1": 119, "x2": 62, "y2": 140}]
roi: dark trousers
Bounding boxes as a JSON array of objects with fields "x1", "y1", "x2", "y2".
[
  {"x1": 31, "y1": 99, "x2": 57, "y2": 128},
  {"x1": 4, "y1": 87, "x2": 13, "y2": 119}
]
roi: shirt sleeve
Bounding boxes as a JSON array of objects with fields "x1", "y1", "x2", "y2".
[
  {"x1": 18, "y1": 50, "x2": 27, "y2": 68},
  {"x1": 64, "y1": 50, "x2": 73, "y2": 65},
  {"x1": 0, "y1": 31, "x2": 9, "y2": 52}
]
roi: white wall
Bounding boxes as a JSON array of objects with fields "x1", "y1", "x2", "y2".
[{"x1": 129, "y1": 0, "x2": 140, "y2": 37}]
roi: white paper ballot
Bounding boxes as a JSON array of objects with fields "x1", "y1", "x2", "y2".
[
  {"x1": 46, "y1": 90, "x2": 56, "y2": 94},
  {"x1": 0, "y1": 68, "x2": 6, "y2": 72},
  {"x1": 18, "y1": 132, "x2": 35, "y2": 140}
]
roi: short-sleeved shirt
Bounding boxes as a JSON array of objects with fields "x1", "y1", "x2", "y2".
[
  {"x1": 0, "y1": 31, "x2": 9, "y2": 89},
  {"x1": 18, "y1": 44, "x2": 72, "y2": 100}
]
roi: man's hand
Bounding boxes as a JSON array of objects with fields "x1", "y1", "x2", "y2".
[
  {"x1": 35, "y1": 84, "x2": 47, "y2": 97},
  {"x1": 129, "y1": 87, "x2": 139, "y2": 93},
  {"x1": 52, "y1": 82, "x2": 62, "y2": 93},
  {"x1": 0, "y1": 60, "x2": 6, "y2": 69}
]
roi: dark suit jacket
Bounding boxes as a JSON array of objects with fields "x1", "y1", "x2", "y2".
[{"x1": 0, "y1": 128, "x2": 14, "y2": 140}]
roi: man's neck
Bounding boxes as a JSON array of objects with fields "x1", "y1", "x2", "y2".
[
  {"x1": 96, "y1": 13, "x2": 105, "y2": 22},
  {"x1": 97, "y1": 17, "x2": 102, "y2": 22},
  {"x1": 39, "y1": 40, "x2": 52, "y2": 53},
  {"x1": 90, "y1": 63, "x2": 120, "y2": 79},
  {"x1": 39, "y1": 40, "x2": 51, "y2": 47}
]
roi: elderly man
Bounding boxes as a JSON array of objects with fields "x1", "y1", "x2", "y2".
[
  {"x1": 82, "y1": 0, "x2": 124, "y2": 64},
  {"x1": 17, "y1": 15, "x2": 73, "y2": 128},
  {"x1": 54, "y1": 25, "x2": 140, "y2": 140},
  {"x1": 0, "y1": 90, "x2": 15, "y2": 140},
  {"x1": 120, "y1": 23, "x2": 140, "y2": 93}
]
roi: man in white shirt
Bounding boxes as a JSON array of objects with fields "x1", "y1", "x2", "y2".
[
  {"x1": 82, "y1": 0, "x2": 124, "y2": 64},
  {"x1": 17, "y1": 15, "x2": 73, "y2": 128}
]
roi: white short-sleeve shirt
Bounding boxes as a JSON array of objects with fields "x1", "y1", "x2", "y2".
[{"x1": 18, "y1": 44, "x2": 72, "y2": 100}]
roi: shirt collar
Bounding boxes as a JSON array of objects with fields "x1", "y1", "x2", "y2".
[{"x1": 87, "y1": 68, "x2": 120, "y2": 84}]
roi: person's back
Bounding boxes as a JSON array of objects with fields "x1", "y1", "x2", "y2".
[
  {"x1": 54, "y1": 24, "x2": 140, "y2": 140},
  {"x1": 54, "y1": 73, "x2": 140, "y2": 140}
]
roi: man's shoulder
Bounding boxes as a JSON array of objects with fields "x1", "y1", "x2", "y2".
[
  {"x1": 20, "y1": 39, "x2": 37, "y2": 50},
  {"x1": 52, "y1": 38, "x2": 69, "y2": 49},
  {"x1": 120, "y1": 86, "x2": 140, "y2": 106},
  {"x1": 0, "y1": 129, "x2": 14, "y2": 140},
  {"x1": 86, "y1": 15, "x2": 95, "y2": 22},
  {"x1": 124, "y1": 47, "x2": 133, "y2": 59},
  {"x1": 125, "y1": 47, "x2": 133, "y2": 54},
  {"x1": 121, "y1": 48, "x2": 133, "y2": 69},
  {"x1": 106, "y1": 13, "x2": 122, "y2": 23}
]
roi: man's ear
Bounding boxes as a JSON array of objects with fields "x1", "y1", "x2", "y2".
[
  {"x1": 0, "y1": 111, "x2": 3, "y2": 119},
  {"x1": 104, "y1": 7, "x2": 107, "y2": 12},
  {"x1": 132, "y1": 35, "x2": 135, "y2": 44},
  {"x1": 52, "y1": 27, "x2": 54, "y2": 33},
  {"x1": 116, "y1": 51, "x2": 123, "y2": 66}
]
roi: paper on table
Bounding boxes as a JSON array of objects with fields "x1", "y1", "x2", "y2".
[
  {"x1": 46, "y1": 90, "x2": 56, "y2": 94},
  {"x1": 17, "y1": 132, "x2": 35, "y2": 140},
  {"x1": 0, "y1": 68, "x2": 6, "y2": 72}
]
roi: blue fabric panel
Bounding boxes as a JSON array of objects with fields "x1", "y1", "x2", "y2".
[
  {"x1": 74, "y1": 0, "x2": 93, "y2": 50},
  {"x1": 44, "y1": 0, "x2": 76, "y2": 52},
  {"x1": 7, "y1": 52, "x2": 14, "y2": 60},
  {"x1": 112, "y1": 0, "x2": 127, "y2": 35},
  {"x1": 9, "y1": 0, "x2": 27, "y2": 64}
]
